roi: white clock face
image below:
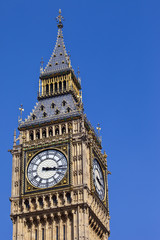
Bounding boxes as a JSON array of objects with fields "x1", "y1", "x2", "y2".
[
  {"x1": 93, "y1": 159, "x2": 105, "y2": 201},
  {"x1": 27, "y1": 149, "x2": 67, "y2": 188}
]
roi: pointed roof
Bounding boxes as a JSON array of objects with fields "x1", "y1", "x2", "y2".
[
  {"x1": 40, "y1": 10, "x2": 72, "y2": 77},
  {"x1": 18, "y1": 93, "x2": 82, "y2": 129}
]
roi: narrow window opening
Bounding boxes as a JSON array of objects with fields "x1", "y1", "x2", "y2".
[
  {"x1": 56, "y1": 226, "x2": 59, "y2": 240},
  {"x1": 42, "y1": 228, "x2": 44, "y2": 240},
  {"x1": 35, "y1": 229, "x2": 37, "y2": 240},
  {"x1": 42, "y1": 129, "x2": 46, "y2": 138},
  {"x1": 55, "y1": 82, "x2": 57, "y2": 93},
  {"x1": 24, "y1": 199, "x2": 30, "y2": 210},
  {"x1": 30, "y1": 132, "x2": 34, "y2": 141},
  {"x1": 63, "y1": 225, "x2": 65, "y2": 240},
  {"x1": 50, "y1": 83, "x2": 53, "y2": 93},
  {"x1": 63, "y1": 81, "x2": 66, "y2": 91},
  {"x1": 55, "y1": 128, "x2": 59, "y2": 135},
  {"x1": 46, "y1": 84, "x2": 49, "y2": 94},
  {"x1": 38, "y1": 197, "x2": 43, "y2": 208},
  {"x1": 71, "y1": 218, "x2": 73, "y2": 240},
  {"x1": 66, "y1": 192, "x2": 71, "y2": 204},
  {"x1": 49, "y1": 128, "x2": 53, "y2": 136},
  {"x1": 36, "y1": 131, "x2": 40, "y2": 139},
  {"x1": 52, "y1": 195, "x2": 57, "y2": 206},
  {"x1": 62, "y1": 126, "x2": 66, "y2": 134},
  {"x1": 59, "y1": 81, "x2": 62, "y2": 92}
]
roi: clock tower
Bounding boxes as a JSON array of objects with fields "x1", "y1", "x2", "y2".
[{"x1": 10, "y1": 10, "x2": 110, "y2": 240}]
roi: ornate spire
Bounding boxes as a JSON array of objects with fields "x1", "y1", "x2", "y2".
[{"x1": 41, "y1": 9, "x2": 71, "y2": 77}]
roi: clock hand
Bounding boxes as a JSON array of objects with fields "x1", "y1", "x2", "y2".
[
  {"x1": 42, "y1": 167, "x2": 57, "y2": 171},
  {"x1": 96, "y1": 176, "x2": 102, "y2": 186}
]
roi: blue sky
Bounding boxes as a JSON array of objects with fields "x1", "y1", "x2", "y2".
[{"x1": 0, "y1": 0, "x2": 160, "y2": 239}]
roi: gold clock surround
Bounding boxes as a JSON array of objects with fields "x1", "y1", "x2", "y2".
[{"x1": 24, "y1": 145, "x2": 70, "y2": 194}]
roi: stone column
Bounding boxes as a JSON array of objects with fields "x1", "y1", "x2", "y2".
[
  {"x1": 46, "y1": 127, "x2": 49, "y2": 138},
  {"x1": 73, "y1": 208, "x2": 78, "y2": 240},
  {"x1": 53, "y1": 125, "x2": 55, "y2": 137},
  {"x1": 59, "y1": 124, "x2": 62, "y2": 135},
  {"x1": 40, "y1": 128, "x2": 42, "y2": 139}
]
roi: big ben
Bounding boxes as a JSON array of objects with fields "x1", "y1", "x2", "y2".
[{"x1": 10, "y1": 10, "x2": 110, "y2": 240}]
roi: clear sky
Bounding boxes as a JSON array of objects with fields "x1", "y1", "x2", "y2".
[{"x1": 0, "y1": 0, "x2": 159, "y2": 239}]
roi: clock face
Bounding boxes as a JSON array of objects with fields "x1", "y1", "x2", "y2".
[
  {"x1": 93, "y1": 159, "x2": 105, "y2": 201},
  {"x1": 27, "y1": 149, "x2": 68, "y2": 188}
]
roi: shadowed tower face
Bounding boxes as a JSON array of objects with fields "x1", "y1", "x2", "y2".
[{"x1": 10, "y1": 9, "x2": 110, "y2": 240}]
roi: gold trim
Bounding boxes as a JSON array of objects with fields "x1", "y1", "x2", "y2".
[
  {"x1": 25, "y1": 147, "x2": 69, "y2": 191},
  {"x1": 92, "y1": 157, "x2": 106, "y2": 202}
]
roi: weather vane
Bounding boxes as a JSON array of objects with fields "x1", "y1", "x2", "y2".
[
  {"x1": 96, "y1": 123, "x2": 101, "y2": 135},
  {"x1": 19, "y1": 104, "x2": 24, "y2": 121},
  {"x1": 56, "y1": 9, "x2": 64, "y2": 28}
]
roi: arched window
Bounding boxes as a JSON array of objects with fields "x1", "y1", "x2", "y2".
[
  {"x1": 55, "y1": 82, "x2": 57, "y2": 93},
  {"x1": 42, "y1": 129, "x2": 46, "y2": 138},
  {"x1": 62, "y1": 126, "x2": 66, "y2": 134},
  {"x1": 55, "y1": 127, "x2": 59, "y2": 135},
  {"x1": 30, "y1": 131, "x2": 34, "y2": 140},
  {"x1": 36, "y1": 131, "x2": 40, "y2": 139},
  {"x1": 52, "y1": 195, "x2": 57, "y2": 206},
  {"x1": 35, "y1": 230, "x2": 37, "y2": 240},
  {"x1": 49, "y1": 128, "x2": 53, "y2": 136},
  {"x1": 38, "y1": 197, "x2": 43, "y2": 208},
  {"x1": 24, "y1": 199, "x2": 30, "y2": 210},
  {"x1": 63, "y1": 80, "x2": 66, "y2": 91},
  {"x1": 50, "y1": 83, "x2": 53, "y2": 94},
  {"x1": 66, "y1": 192, "x2": 71, "y2": 204},
  {"x1": 59, "y1": 81, "x2": 62, "y2": 92},
  {"x1": 46, "y1": 84, "x2": 49, "y2": 94},
  {"x1": 42, "y1": 228, "x2": 44, "y2": 240}
]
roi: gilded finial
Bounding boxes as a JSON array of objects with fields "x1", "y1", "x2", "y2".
[
  {"x1": 96, "y1": 123, "x2": 101, "y2": 135},
  {"x1": 18, "y1": 104, "x2": 24, "y2": 122},
  {"x1": 56, "y1": 9, "x2": 64, "y2": 28},
  {"x1": 104, "y1": 150, "x2": 107, "y2": 159},
  {"x1": 77, "y1": 66, "x2": 81, "y2": 85}
]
